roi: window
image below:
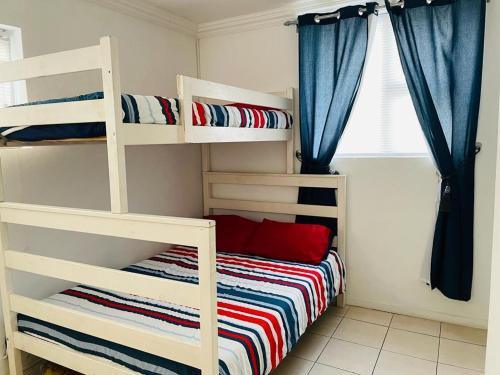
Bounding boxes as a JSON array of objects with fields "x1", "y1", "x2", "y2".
[
  {"x1": 0, "y1": 25, "x2": 25, "y2": 108},
  {"x1": 0, "y1": 29, "x2": 14, "y2": 108},
  {"x1": 336, "y1": 13, "x2": 429, "y2": 156}
]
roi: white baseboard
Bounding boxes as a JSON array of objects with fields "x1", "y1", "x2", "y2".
[{"x1": 347, "y1": 297, "x2": 488, "y2": 329}]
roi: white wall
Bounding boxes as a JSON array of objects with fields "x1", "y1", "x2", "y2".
[
  {"x1": 0, "y1": 0, "x2": 202, "y2": 372},
  {"x1": 485, "y1": 0, "x2": 500, "y2": 372},
  {"x1": 199, "y1": 6, "x2": 500, "y2": 328}
]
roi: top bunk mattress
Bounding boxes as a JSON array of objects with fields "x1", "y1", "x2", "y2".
[
  {"x1": 18, "y1": 246, "x2": 345, "y2": 375},
  {"x1": 1, "y1": 92, "x2": 293, "y2": 142}
]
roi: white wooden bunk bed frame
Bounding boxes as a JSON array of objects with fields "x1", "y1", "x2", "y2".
[
  {"x1": 0, "y1": 172, "x2": 346, "y2": 375},
  {"x1": 0, "y1": 35, "x2": 346, "y2": 375},
  {"x1": 0, "y1": 36, "x2": 296, "y2": 214}
]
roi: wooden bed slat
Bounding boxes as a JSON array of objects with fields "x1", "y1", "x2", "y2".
[
  {"x1": 206, "y1": 172, "x2": 340, "y2": 188},
  {"x1": 0, "y1": 99, "x2": 105, "y2": 127},
  {"x1": 0, "y1": 45, "x2": 102, "y2": 83},
  {"x1": 184, "y1": 126, "x2": 291, "y2": 143},
  {"x1": 14, "y1": 333, "x2": 136, "y2": 375},
  {"x1": 11, "y1": 295, "x2": 202, "y2": 368},
  {"x1": 5, "y1": 250, "x2": 200, "y2": 308},
  {"x1": 181, "y1": 76, "x2": 292, "y2": 111},
  {"x1": 0, "y1": 202, "x2": 214, "y2": 246},
  {"x1": 209, "y1": 198, "x2": 338, "y2": 218}
]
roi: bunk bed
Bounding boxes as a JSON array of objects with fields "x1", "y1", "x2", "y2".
[
  {"x1": 0, "y1": 37, "x2": 347, "y2": 375},
  {"x1": 0, "y1": 36, "x2": 296, "y2": 213}
]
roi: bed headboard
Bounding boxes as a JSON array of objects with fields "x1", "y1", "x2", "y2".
[{"x1": 202, "y1": 172, "x2": 346, "y2": 262}]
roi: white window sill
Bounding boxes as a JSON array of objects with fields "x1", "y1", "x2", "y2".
[{"x1": 334, "y1": 153, "x2": 431, "y2": 159}]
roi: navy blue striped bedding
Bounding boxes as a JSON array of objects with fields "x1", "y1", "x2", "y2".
[
  {"x1": 1, "y1": 92, "x2": 292, "y2": 142},
  {"x1": 18, "y1": 246, "x2": 345, "y2": 375}
]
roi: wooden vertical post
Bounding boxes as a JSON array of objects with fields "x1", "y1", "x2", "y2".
[
  {"x1": 178, "y1": 75, "x2": 193, "y2": 143},
  {"x1": 0, "y1": 157, "x2": 23, "y2": 374},
  {"x1": 201, "y1": 144, "x2": 212, "y2": 216},
  {"x1": 198, "y1": 225, "x2": 218, "y2": 375},
  {"x1": 336, "y1": 175, "x2": 347, "y2": 307},
  {"x1": 100, "y1": 36, "x2": 128, "y2": 214},
  {"x1": 285, "y1": 87, "x2": 295, "y2": 174}
]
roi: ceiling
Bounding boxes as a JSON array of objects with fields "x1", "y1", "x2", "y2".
[{"x1": 145, "y1": 0, "x2": 298, "y2": 24}]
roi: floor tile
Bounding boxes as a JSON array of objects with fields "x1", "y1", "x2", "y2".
[
  {"x1": 308, "y1": 363, "x2": 354, "y2": 375},
  {"x1": 391, "y1": 314, "x2": 441, "y2": 336},
  {"x1": 317, "y1": 338, "x2": 379, "y2": 375},
  {"x1": 290, "y1": 332, "x2": 330, "y2": 362},
  {"x1": 345, "y1": 306, "x2": 392, "y2": 326},
  {"x1": 439, "y1": 338, "x2": 486, "y2": 372},
  {"x1": 272, "y1": 355, "x2": 314, "y2": 375},
  {"x1": 333, "y1": 318, "x2": 388, "y2": 348},
  {"x1": 437, "y1": 363, "x2": 484, "y2": 375},
  {"x1": 329, "y1": 305, "x2": 350, "y2": 317},
  {"x1": 441, "y1": 323, "x2": 487, "y2": 346},
  {"x1": 310, "y1": 313, "x2": 342, "y2": 337},
  {"x1": 383, "y1": 328, "x2": 439, "y2": 361},
  {"x1": 373, "y1": 350, "x2": 437, "y2": 375}
]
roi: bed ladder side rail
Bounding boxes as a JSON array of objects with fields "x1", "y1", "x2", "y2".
[{"x1": 0, "y1": 202, "x2": 219, "y2": 374}]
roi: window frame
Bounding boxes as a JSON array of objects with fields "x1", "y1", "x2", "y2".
[{"x1": 0, "y1": 24, "x2": 27, "y2": 106}]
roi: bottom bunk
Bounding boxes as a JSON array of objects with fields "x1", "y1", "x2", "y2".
[{"x1": 17, "y1": 246, "x2": 345, "y2": 375}]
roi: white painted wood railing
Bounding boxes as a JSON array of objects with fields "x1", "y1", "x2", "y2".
[{"x1": 0, "y1": 203, "x2": 218, "y2": 375}]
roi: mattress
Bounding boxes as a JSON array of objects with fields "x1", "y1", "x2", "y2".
[
  {"x1": 18, "y1": 246, "x2": 345, "y2": 375},
  {"x1": 1, "y1": 92, "x2": 293, "y2": 142}
]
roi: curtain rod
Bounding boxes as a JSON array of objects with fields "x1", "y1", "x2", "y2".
[{"x1": 283, "y1": 0, "x2": 489, "y2": 26}]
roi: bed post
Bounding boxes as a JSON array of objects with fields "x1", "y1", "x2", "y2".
[
  {"x1": 178, "y1": 75, "x2": 193, "y2": 144},
  {"x1": 286, "y1": 87, "x2": 295, "y2": 174},
  {"x1": 100, "y1": 36, "x2": 128, "y2": 214},
  {"x1": 201, "y1": 144, "x2": 212, "y2": 216},
  {"x1": 0, "y1": 159, "x2": 23, "y2": 374},
  {"x1": 198, "y1": 225, "x2": 218, "y2": 374},
  {"x1": 336, "y1": 175, "x2": 347, "y2": 307}
]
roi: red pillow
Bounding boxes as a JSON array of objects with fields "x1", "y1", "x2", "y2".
[
  {"x1": 206, "y1": 215, "x2": 259, "y2": 254},
  {"x1": 244, "y1": 219, "x2": 332, "y2": 264}
]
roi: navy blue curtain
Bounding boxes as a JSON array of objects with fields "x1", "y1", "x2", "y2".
[
  {"x1": 386, "y1": 0, "x2": 486, "y2": 301},
  {"x1": 296, "y1": 4, "x2": 376, "y2": 233}
]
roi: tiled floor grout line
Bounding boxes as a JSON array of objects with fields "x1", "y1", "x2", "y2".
[
  {"x1": 370, "y1": 314, "x2": 393, "y2": 375},
  {"x1": 436, "y1": 323, "x2": 442, "y2": 375},
  {"x1": 292, "y1": 306, "x2": 486, "y2": 375},
  {"x1": 316, "y1": 314, "x2": 344, "y2": 361}
]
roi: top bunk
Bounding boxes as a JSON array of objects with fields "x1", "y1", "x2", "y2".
[{"x1": 0, "y1": 36, "x2": 294, "y2": 147}]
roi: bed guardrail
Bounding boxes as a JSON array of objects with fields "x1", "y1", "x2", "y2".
[{"x1": 0, "y1": 202, "x2": 218, "y2": 375}]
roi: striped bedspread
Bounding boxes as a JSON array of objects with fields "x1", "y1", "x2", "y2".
[
  {"x1": 1, "y1": 92, "x2": 292, "y2": 141},
  {"x1": 18, "y1": 246, "x2": 345, "y2": 375}
]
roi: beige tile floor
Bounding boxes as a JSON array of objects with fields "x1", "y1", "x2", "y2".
[{"x1": 273, "y1": 306, "x2": 487, "y2": 375}]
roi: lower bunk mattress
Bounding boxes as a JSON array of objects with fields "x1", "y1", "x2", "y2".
[
  {"x1": 1, "y1": 92, "x2": 293, "y2": 142},
  {"x1": 18, "y1": 246, "x2": 345, "y2": 375}
]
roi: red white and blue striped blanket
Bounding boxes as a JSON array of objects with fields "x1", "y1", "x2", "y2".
[
  {"x1": 1, "y1": 93, "x2": 293, "y2": 141},
  {"x1": 18, "y1": 246, "x2": 345, "y2": 375}
]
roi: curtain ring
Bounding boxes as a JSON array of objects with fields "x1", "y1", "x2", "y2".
[
  {"x1": 426, "y1": 0, "x2": 433, "y2": 4},
  {"x1": 358, "y1": 7, "x2": 367, "y2": 16},
  {"x1": 314, "y1": 15, "x2": 321, "y2": 23}
]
